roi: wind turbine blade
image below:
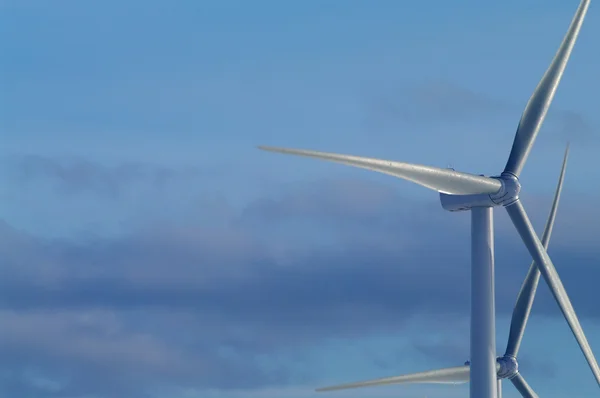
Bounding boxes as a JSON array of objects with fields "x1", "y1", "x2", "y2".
[
  {"x1": 503, "y1": 0, "x2": 589, "y2": 177},
  {"x1": 505, "y1": 200, "x2": 600, "y2": 385},
  {"x1": 315, "y1": 365, "x2": 470, "y2": 392},
  {"x1": 505, "y1": 144, "x2": 569, "y2": 358},
  {"x1": 258, "y1": 146, "x2": 502, "y2": 195},
  {"x1": 510, "y1": 373, "x2": 539, "y2": 398}
]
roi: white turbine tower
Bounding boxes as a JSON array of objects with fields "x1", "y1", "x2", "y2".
[{"x1": 257, "y1": 1, "x2": 597, "y2": 397}]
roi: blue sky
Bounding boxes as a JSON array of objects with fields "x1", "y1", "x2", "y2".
[{"x1": 1, "y1": 0, "x2": 599, "y2": 397}]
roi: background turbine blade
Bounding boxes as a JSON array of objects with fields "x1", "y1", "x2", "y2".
[
  {"x1": 505, "y1": 200, "x2": 600, "y2": 385},
  {"x1": 510, "y1": 373, "x2": 539, "y2": 398},
  {"x1": 503, "y1": 0, "x2": 589, "y2": 177},
  {"x1": 258, "y1": 146, "x2": 502, "y2": 195},
  {"x1": 315, "y1": 365, "x2": 470, "y2": 392},
  {"x1": 505, "y1": 145, "x2": 569, "y2": 358}
]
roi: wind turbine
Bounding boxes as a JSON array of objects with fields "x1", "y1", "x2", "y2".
[
  {"x1": 257, "y1": 1, "x2": 598, "y2": 398},
  {"x1": 312, "y1": 145, "x2": 569, "y2": 398}
]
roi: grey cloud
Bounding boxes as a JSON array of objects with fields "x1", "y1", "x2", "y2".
[
  {"x1": 0, "y1": 309, "x2": 287, "y2": 398},
  {"x1": 362, "y1": 80, "x2": 597, "y2": 143},
  {"x1": 0, "y1": 177, "x2": 598, "y2": 397},
  {"x1": 1, "y1": 155, "x2": 227, "y2": 198},
  {"x1": 412, "y1": 338, "x2": 469, "y2": 365}
]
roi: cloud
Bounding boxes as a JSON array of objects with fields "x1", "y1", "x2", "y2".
[
  {"x1": 1, "y1": 155, "x2": 226, "y2": 198},
  {"x1": 0, "y1": 169, "x2": 599, "y2": 396},
  {"x1": 0, "y1": 310, "x2": 190, "y2": 398},
  {"x1": 362, "y1": 80, "x2": 597, "y2": 144}
]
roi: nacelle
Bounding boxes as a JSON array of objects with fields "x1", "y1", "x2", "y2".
[
  {"x1": 440, "y1": 173, "x2": 521, "y2": 212},
  {"x1": 440, "y1": 191, "x2": 498, "y2": 212}
]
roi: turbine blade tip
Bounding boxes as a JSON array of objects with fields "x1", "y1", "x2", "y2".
[{"x1": 257, "y1": 145, "x2": 283, "y2": 153}]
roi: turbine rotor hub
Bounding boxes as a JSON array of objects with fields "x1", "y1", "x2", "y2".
[
  {"x1": 490, "y1": 173, "x2": 521, "y2": 207},
  {"x1": 496, "y1": 355, "x2": 519, "y2": 379},
  {"x1": 463, "y1": 356, "x2": 519, "y2": 380}
]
